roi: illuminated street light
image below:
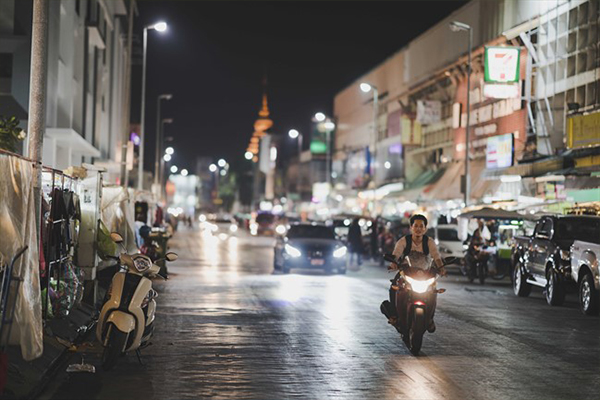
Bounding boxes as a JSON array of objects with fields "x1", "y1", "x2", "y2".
[
  {"x1": 220, "y1": 169, "x2": 226, "y2": 176},
  {"x1": 163, "y1": 154, "x2": 172, "y2": 162},
  {"x1": 170, "y1": 165, "x2": 178, "y2": 173},
  {"x1": 181, "y1": 169, "x2": 188, "y2": 176},
  {"x1": 165, "y1": 147, "x2": 174, "y2": 155},
  {"x1": 360, "y1": 82, "x2": 372, "y2": 93},
  {"x1": 218, "y1": 158, "x2": 226, "y2": 167},
  {"x1": 314, "y1": 112, "x2": 326, "y2": 122},
  {"x1": 288, "y1": 129, "x2": 299, "y2": 139},
  {"x1": 245, "y1": 151, "x2": 253, "y2": 160},
  {"x1": 153, "y1": 22, "x2": 168, "y2": 32},
  {"x1": 137, "y1": 21, "x2": 169, "y2": 190},
  {"x1": 324, "y1": 121, "x2": 335, "y2": 131},
  {"x1": 209, "y1": 163, "x2": 217, "y2": 172},
  {"x1": 384, "y1": 161, "x2": 391, "y2": 169}
]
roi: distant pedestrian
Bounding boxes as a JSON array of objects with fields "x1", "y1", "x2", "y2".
[{"x1": 348, "y1": 217, "x2": 363, "y2": 267}]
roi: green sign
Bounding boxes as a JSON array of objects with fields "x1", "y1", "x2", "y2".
[
  {"x1": 310, "y1": 122, "x2": 334, "y2": 154},
  {"x1": 484, "y1": 46, "x2": 520, "y2": 83}
]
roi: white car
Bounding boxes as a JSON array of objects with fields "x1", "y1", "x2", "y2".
[
  {"x1": 202, "y1": 217, "x2": 238, "y2": 238},
  {"x1": 427, "y1": 224, "x2": 464, "y2": 266}
]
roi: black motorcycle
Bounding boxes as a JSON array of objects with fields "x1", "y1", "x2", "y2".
[{"x1": 382, "y1": 254, "x2": 450, "y2": 356}]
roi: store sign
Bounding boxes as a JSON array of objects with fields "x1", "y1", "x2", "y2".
[
  {"x1": 486, "y1": 133, "x2": 514, "y2": 169},
  {"x1": 400, "y1": 117, "x2": 422, "y2": 145},
  {"x1": 483, "y1": 83, "x2": 520, "y2": 99},
  {"x1": 416, "y1": 100, "x2": 442, "y2": 125},
  {"x1": 567, "y1": 111, "x2": 600, "y2": 149},
  {"x1": 484, "y1": 46, "x2": 520, "y2": 83}
]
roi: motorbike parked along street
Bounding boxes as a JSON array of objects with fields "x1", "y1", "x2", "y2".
[{"x1": 96, "y1": 233, "x2": 178, "y2": 370}]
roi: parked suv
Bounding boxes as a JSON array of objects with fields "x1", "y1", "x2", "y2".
[
  {"x1": 569, "y1": 216, "x2": 600, "y2": 315},
  {"x1": 511, "y1": 215, "x2": 596, "y2": 306}
]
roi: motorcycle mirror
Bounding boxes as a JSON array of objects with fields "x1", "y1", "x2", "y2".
[
  {"x1": 383, "y1": 253, "x2": 396, "y2": 263},
  {"x1": 165, "y1": 252, "x2": 178, "y2": 262},
  {"x1": 443, "y1": 256, "x2": 458, "y2": 265},
  {"x1": 110, "y1": 232, "x2": 124, "y2": 244}
]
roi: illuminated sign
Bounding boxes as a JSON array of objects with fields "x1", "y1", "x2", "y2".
[
  {"x1": 486, "y1": 133, "x2": 514, "y2": 169},
  {"x1": 484, "y1": 46, "x2": 520, "y2": 83}
]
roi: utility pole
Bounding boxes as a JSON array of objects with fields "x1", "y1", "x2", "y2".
[{"x1": 27, "y1": 0, "x2": 49, "y2": 238}]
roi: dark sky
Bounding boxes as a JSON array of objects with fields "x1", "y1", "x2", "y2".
[{"x1": 132, "y1": 0, "x2": 466, "y2": 174}]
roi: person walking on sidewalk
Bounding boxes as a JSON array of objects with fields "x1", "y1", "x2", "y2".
[{"x1": 348, "y1": 217, "x2": 364, "y2": 267}]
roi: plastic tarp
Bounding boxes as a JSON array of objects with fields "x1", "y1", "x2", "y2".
[
  {"x1": 100, "y1": 186, "x2": 137, "y2": 254},
  {"x1": 0, "y1": 156, "x2": 43, "y2": 360}
]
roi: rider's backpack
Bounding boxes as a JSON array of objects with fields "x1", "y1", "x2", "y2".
[{"x1": 403, "y1": 234, "x2": 430, "y2": 257}]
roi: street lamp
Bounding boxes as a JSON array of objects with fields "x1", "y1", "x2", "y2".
[
  {"x1": 449, "y1": 20, "x2": 472, "y2": 206},
  {"x1": 154, "y1": 94, "x2": 172, "y2": 189},
  {"x1": 138, "y1": 21, "x2": 168, "y2": 190},
  {"x1": 360, "y1": 82, "x2": 379, "y2": 184},
  {"x1": 181, "y1": 169, "x2": 188, "y2": 177},
  {"x1": 314, "y1": 112, "x2": 326, "y2": 122},
  {"x1": 288, "y1": 128, "x2": 303, "y2": 196},
  {"x1": 209, "y1": 163, "x2": 217, "y2": 172},
  {"x1": 218, "y1": 158, "x2": 226, "y2": 168},
  {"x1": 170, "y1": 165, "x2": 178, "y2": 174},
  {"x1": 159, "y1": 118, "x2": 173, "y2": 202},
  {"x1": 244, "y1": 151, "x2": 253, "y2": 160}
]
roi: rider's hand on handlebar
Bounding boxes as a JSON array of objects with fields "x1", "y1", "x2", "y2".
[
  {"x1": 387, "y1": 264, "x2": 398, "y2": 271},
  {"x1": 438, "y1": 267, "x2": 448, "y2": 277}
]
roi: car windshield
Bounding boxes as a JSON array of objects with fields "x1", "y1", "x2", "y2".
[
  {"x1": 556, "y1": 218, "x2": 600, "y2": 244},
  {"x1": 256, "y1": 214, "x2": 275, "y2": 224},
  {"x1": 288, "y1": 225, "x2": 335, "y2": 239},
  {"x1": 438, "y1": 228, "x2": 460, "y2": 242}
]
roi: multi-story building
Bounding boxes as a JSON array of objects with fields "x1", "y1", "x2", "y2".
[
  {"x1": 333, "y1": 0, "x2": 600, "y2": 218},
  {"x1": 0, "y1": 0, "x2": 133, "y2": 184}
]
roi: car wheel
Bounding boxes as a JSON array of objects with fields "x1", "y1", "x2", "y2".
[
  {"x1": 513, "y1": 262, "x2": 532, "y2": 297},
  {"x1": 546, "y1": 267, "x2": 565, "y2": 306},
  {"x1": 580, "y1": 273, "x2": 599, "y2": 316}
]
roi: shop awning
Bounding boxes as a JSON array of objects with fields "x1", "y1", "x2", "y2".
[
  {"x1": 470, "y1": 160, "x2": 502, "y2": 200},
  {"x1": 459, "y1": 207, "x2": 532, "y2": 220},
  {"x1": 422, "y1": 161, "x2": 463, "y2": 201},
  {"x1": 383, "y1": 168, "x2": 445, "y2": 201}
]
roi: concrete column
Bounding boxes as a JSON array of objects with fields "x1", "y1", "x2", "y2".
[{"x1": 27, "y1": 0, "x2": 50, "y2": 238}]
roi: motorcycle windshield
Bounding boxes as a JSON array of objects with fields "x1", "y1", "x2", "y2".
[{"x1": 405, "y1": 251, "x2": 433, "y2": 271}]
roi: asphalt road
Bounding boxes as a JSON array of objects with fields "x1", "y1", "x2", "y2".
[{"x1": 39, "y1": 226, "x2": 600, "y2": 400}]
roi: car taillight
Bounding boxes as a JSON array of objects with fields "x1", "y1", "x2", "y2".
[{"x1": 414, "y1": 301, "x2": 425, "y2": 306}]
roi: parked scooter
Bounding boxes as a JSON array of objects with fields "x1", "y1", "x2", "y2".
[
  {"x1": 96, "y1": 233, "x2": 178, "y2": 370},
  {"x1": 382, "y1": 253, "x2": 451, "y2": 355}
]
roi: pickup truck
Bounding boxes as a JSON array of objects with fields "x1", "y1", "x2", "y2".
[
  {"x1": 511, "y1": 215, "x2": 599, "y2": 306},
  {"x1": 570, "y1": 226, "x2": 600, "y2": 315}
]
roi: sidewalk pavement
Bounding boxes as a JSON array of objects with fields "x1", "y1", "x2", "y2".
[{"x1": 1, "y1": 302, "x2": 96, "y2": 400}]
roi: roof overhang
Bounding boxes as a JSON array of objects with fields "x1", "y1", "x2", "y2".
[{"x1": 45, "y1": 128, "x2": 101, "y2": 158}]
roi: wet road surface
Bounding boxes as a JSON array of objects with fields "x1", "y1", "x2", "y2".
[{"x1": 40, "y1": 226, "x2": 600, "y2": 399}]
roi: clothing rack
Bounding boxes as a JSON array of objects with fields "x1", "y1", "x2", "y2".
[{"x1": 41, "y1": 167, "x2": 77, "y2": 320}]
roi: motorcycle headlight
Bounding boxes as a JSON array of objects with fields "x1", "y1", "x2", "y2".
[
  {"x1": 276, "y1": 225, "x2": 287, "y2": 235},
  {"x1": 133, "y1": 256, "x2": 152, "y2": 272},
  {"x1": 405, "y1": 276, "x2": 435, "y2": 293},
  {"x1": 229, "y1": 224, "x2": 238, "y2": 233},
  {"x1": 560, "y1": 250, "x2": 570, "y2": 261},
  {"x1": 285, "y1": 244, "x2": 302, "y2": 258},
  {"x1": 333, "y1": 246, "x2": 347, "y2": 258}
]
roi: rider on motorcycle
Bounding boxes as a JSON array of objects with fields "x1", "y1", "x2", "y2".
[
  {"x1": 465, "y1": 221, "x2": 490, "y2": 282},
  {"x1": 380, "y1": 214, "x2": 446, "y2": 333}
]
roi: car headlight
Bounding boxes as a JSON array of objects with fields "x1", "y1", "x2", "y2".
[
  {"x1": 133, "y1": 256, "x2": 152, "y2": 272},
  {"x1": 560, "y1": 250, "x2": 570, "y2": 261},
  {"x1": 229, "y1": 224, "x2": 238, "y2": 233},
  {"x1": 275, "y1": 225, "x2": 287, "y2": 235},
  {"x1": 333, "y1": 246, "x2": 347, "y2": 258},
  {"x1": 285, "y1": 244, "x2": 302, "y2": 258},
  {"x1": 405, "y1": 276, "x2": 435, "y2": 293}
]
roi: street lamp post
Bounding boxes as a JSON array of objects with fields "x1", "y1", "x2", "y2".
[
  {"x1": 360, "y1": 83, "x2": 379, "y2": 185},
  {"x1": 138, "y1": 21, "x2": 168, "y2": 190},
  {"x1": 154, "y1": 94, "x2": 172, "y2": 190},
  {"x1": 159, "y1": 118, "x2": 173, "y2": 202},
  {"x1": 288, "y1": 129, "x2": 303, "y2": 196},
  {"x1": 450, "y1": 20, "x2": 472, "y2": 206}
]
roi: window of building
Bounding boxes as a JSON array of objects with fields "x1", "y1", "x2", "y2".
[
  {"x1": 586, "y1": 83, "x2": 597, "y2": 107},
  {"x1": 0, "y1": 53, "x2": 12, "y2": 78}
]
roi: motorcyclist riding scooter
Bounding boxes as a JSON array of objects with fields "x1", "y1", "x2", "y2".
[{"x1": 380, "y1": 215, "x2": 447, "y2": 340}]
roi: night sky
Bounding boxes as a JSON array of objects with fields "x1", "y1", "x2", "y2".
[{"x1": 131, "y1": 0, "x2": 466, "y2": 174}]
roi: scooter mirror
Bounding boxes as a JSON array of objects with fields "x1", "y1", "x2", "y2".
[
  {"x1": 110, "y1": 232, "x2": 124, "y2": 243},
  {"x1": 383, "y1": 253, "x2": 396, "y2": 263},
  {"x1": 165, "y1": 252, "x2": 178, "y2": 262}
]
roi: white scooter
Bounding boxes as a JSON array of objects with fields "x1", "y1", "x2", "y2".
[{"x1": 96, "y1": 233, "x2": 177, "y2": 370}]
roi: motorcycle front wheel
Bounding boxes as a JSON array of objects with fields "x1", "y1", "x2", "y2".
[
  {"x1": 409, "y1": 307, "x2": 426, "y2": 356},
  {"x1": 102, "y1": 325, "x2": 129, "y2": 371}
]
